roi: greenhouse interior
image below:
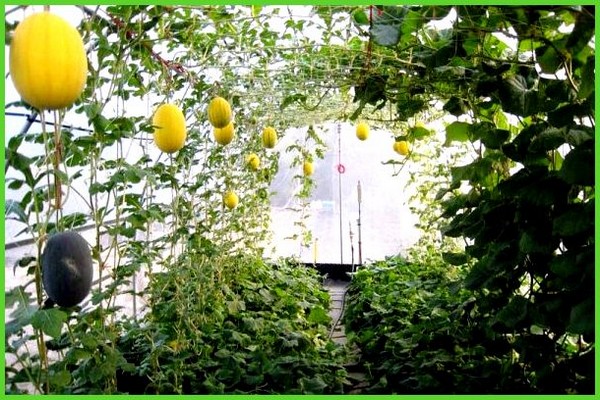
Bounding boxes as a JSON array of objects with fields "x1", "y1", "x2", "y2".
[{"x1": 3, "y1": 4, "x2": 595, "y2": 395}]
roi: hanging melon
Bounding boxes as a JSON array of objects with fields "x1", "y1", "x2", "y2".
[
  {"x1": 9, "y1": 11, "x2": 88, "y2": 110},
  {"x1": 393, "y1": 140, "x2": 409, "y2": 156},
  {"x1": 207, "y1": 97, "x2": 232, "y2": 128},
  {"x1": 303, "y1": 161, "x2": 314, "y2": 176},
  {"x1": 356, "y1": 122, "x2": 369, "y2": 141},
  {"x1": 262, "y1": 126, "x2": 278, "y2": 149},
  {"x1": 246, "y1": 153, "x2": 260, "y2": 170},
  {"x1": 153, "y1": 103, "x2": 187, "y2": 153},
  {"x1": 223, "y1": 190, "x2": 239, "y2": 209},
  {"x1": 42, "y1": 231, "x2": 93, "y2": 307},
  {"x1": 213, "y1": 121, "x2": 235, "y2": 145}
]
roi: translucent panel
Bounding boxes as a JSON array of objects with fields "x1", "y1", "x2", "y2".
[{"x1": 268, "y1": 122, "x2": 420, "y2": 264}]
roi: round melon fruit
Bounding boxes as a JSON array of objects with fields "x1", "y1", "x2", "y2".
[
  {"x1": 356, "y1": 122, "x2": 369, "y2": 141},
  {"x1": 207, "y1": 97, "x2": 232, "y2": 128},
  {"x1": 153, "y1": 103, "x2": 187, "y2": 153},
  {"x1": 42, "y1": 231, "x2": 93, "y2": 307},
  {"x1": 393, "y1": 140, "x2": 409, "y2": 156},
  {"x1": 214, "y1": 121, "x2": 235, "y2": 145},
  {"x1": 262, "y1": 126, "x2": 278, "y2": 149},
  {"x1": 223, "y1": 190, "x2": 239, "y2": 209},
  {"x1": 9, "y1": 11, "x2": 88, "y2": 110}
]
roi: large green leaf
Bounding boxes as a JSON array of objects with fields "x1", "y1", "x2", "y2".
[
  {"x1": 559, "y1": 147, "x2": 594, "y2": 186},
  {"x1": 495, "y1": 295, "x2": 529, "y2": 330},
  {"x1": 578, "y1": 55, "x2": 595, "y2": 100},
  {"x1": 444, "y1": 121, "x2": 470, "y2": 145},
  {"x1": 498, "y1": 75, "x2": 540, "y2": 117},
  {"x1": 568, "y1": 299, "x2": 594, "y2": 336},
  {"x1": 552, "y1": 203, "x2": 593, "y2": 237},
  {"x1": 565, "y1": 10, "x2": 595, "y2": 59},
  {"x1": 31, "y1": 308, "x2": 68, "y2": 338}
]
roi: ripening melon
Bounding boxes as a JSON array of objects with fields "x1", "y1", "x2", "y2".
[
  {"x1": 42, "y1": 231, "x2": 93, "y2": 307},
  {"x1": 303, "y1": 161, "x2": 314, "y2": 176},
  {"x1": 246, "y1": 153, "x2": 260, "y2": 170},
  {"x1": 214, "y1": 121, "x2": 235, "y2": 145},
  {"x1": 153, "y1": 103, "x2": 187, "y2": 153},
  {"x1": 262, "y1": 126, "x2": 278, "y2": 149},
  {"x1": 356, "y1": 122, "x2": 369, "y2": 140},
  {"x1": 207, "y1": 97, "x2": 232, "y2": 128},
  {"x1": 393, "y1": 140, "x2": 409, "y2": 156},
  {"x1": 9, "y1": 11, "x2": 88, "y2": 110},
  {"x1": 223, "y1": 190, "x2": 239, "y2": 209}
]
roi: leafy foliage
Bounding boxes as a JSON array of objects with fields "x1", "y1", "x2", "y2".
[
  {"x1": 116, "y1": 251, "x2": 347, "y2": 394},
  {"x1": 344, "y1": 254, "x2": 593, "y2": 394}
]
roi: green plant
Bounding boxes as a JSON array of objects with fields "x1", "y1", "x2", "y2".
[{"x1": 117, "y1": 248, "x2": 348, "y2": 394}]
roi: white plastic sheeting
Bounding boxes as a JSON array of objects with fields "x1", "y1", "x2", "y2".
[{"x1": 267, "y1": 122, "x2": 420, "y2": 264}]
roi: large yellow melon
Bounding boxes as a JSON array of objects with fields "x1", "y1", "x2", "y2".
[
  {"x1": 207, "y1": 97, "x2": 232, "y2": 128},
  {"x1": 152, "y1": 103, "x2": 187, "y2": 153},
  {"x1": 262, "y1": 126, "x2": 278, "y2": 149},
  {"x1": 9, "y1": 12, "x2": 88, "y2": 110}
]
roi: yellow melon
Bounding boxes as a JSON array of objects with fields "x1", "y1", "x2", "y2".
[
  {"x1": 393, "y1": 140, "x2": 409, "y2": 156},
  {"x1": 246, "y1": 153, "x2": 260, "y2": 170},
  {"x1": 262, "y1": 126, "x2": 278, "y2": 149},
  {"x1": 207, "y1": 97, "x2": 232, "y2": 128},
  {"x1": 9, "y1": 11, "x2": 88, "y2": 110},
  {"x1": 152, "y1": 103, "x2": 187, "y2": 153},
  {"x1": 356, "y1": 122, "x2": 369, "y2": 140},
  {"x1": 223, "y1": 190, "x2": 239, "y2": 209},
  {"x1": 303, "y1": 161, "x2": 314, "y2": 176},
  {"x1": 214, "y1": 121, "x2": 235, "y2": 145}
]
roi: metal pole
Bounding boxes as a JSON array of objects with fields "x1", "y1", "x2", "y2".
[
  {"x1": 349, "y1": 221, "x2": 355, "y2": 273},
  {"x1": 357, "y1": 180, "x2": 363, "y2": 266},
  {"x1": 337, "y1": 124, "x2": 344, "y2": 266}
]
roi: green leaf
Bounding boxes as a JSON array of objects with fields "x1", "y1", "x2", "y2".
[
  {"x1": 553, "y1": 203, "x2": 593, "y2": 237},
  {"x1": 559, "y1": 147, "x2": 594, "y2": 186},
  {"x1": 443, "y1": 96, "x2": 467, "y2": 117},
  {"x1": 300, "y1": 375, "x2": 327, "y2": 393},
  {"x1": 528, "y1": 128, "x2": 565, "y2": 153},
  {"x1": 352, "y1": 8, "x2": 369, "y2": 25},
  {"x1": 536, "y1": 44, "x2": 563, "y2": 74},
  {"x1": 568, "y1": 299, "x2": 594, "y2": 335},
  {"x1": 31, "y1": 309, "x2": 67, "y2": 338},
  {"x1": 49, "y1": 370, "x2": 72, "y2": 388},
  {"x1": 550, "y1": 253, "x2": 577, "y2": 278},
  {"x1": 308, "y1": 306, "x2": 330, "y2": 325},
  {"x1": 5, "y1": 286, "x2": 37, "y2": 335},
  {"x1": 5, "y1": 200, "x2": 28, "y2": 224},
  {"x1": 251, "y1": 5, "x2": 262, "y2": 17},
  {"x1": 578, "y1": 55, "x2": 595, "y2": 99},
  {"x1": 444, "y1": 121, "x2": 470, "y2": 145},
  {"x1": 498, "y1": 74, "x2": 540, "y2": 117},
  {"x1": 565, "y1": 11, "x2": 595, "y2": 59},
  {"x1": 496, "y1": 295, "x2": 529, "y2": 330}
]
